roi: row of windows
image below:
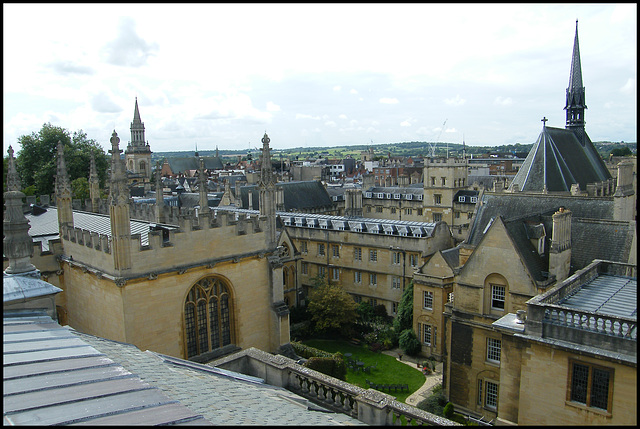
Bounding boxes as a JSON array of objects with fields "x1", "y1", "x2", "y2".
[
  {"x1": 302, "y1": 263, "x2": 409, "y2": 290},
  {"x1": 308, "y1": 244, "x2": 419, "y2": 267},
  {"x1": 429, "y1": 177, "x2": 467, "y2": 187},
  {"x1": 367, "y1": 206, "x2": 423, "y2": 216}
]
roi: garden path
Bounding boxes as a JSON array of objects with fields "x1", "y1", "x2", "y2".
[{"x1": 381, "y1": 348, "x2": 443, "y2": 406}]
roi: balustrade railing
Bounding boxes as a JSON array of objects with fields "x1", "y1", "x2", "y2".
[{"x1": 544, "y1": 306, "x2": 637, "y2": 340}]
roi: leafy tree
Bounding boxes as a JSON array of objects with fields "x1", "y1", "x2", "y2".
[
  {"x1": 71, "y1": 177, "x2": 90, "y2": 200},
  {"x1": 393, "y1": 281, "x2": 414, "y2": 334},
  {"x1": 357, "y1": 301, "x2": 375, "y2": 324},
  {"x1": 307, "y1": 275, "x2": 357, "y2": 333},
  {"x1": 15, "y1": 123, "x2": 108, "y2": 197},
  {"x1": 610, "y1": 146, "x2": 632, "y2": 157},
  {"x1": 398, "y1": 328, "x2": 421, "y2": 356}
]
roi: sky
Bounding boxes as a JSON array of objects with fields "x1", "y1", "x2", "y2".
[{"x1": 3, "y1": 3, "x2": 637, "y2": 156}]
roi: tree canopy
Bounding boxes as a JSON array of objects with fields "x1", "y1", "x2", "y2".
[
  {"x1": 393, "y1": 281, "x2": 414, "y2": 333},
  {"x1": 307, "y1": 275, "x2": 358, "y2": 333},
  {"x1": 15, "y1": 123, "x2": 109, "y2": 198}
]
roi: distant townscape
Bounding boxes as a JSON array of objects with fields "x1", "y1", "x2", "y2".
[{"x1": 4, "y1": 22, "x2": 636, "y2": 426}]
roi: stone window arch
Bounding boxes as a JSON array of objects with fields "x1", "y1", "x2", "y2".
[
  {"x1": 139, "y1": 160, "x2": 146, "y2": 174},
  {"x1": 183, "y1": 276, "x2": 234, "y2": 359},
  {"x1": 483, "y1": 273, "x2": 509, "y2": 316}
]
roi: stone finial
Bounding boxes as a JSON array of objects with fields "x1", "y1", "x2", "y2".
[
  {"x1": 4, "y1": 146, "x2": 36, "y2": 275},
  {"x1": 55, "y1": 141, "x2": 72, "y2": 197},
  {"x1": 6, "y1": 146, "x2": 21, "y2": 192},
  {"x1": 108, "y1": 130, "x2": 130, "y2": 207}
]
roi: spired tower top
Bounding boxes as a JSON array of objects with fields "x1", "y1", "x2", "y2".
[
  {"x1": 127, "y1": 98, "x2": 151, "y2": 153},
  {"x1": 564, "y1": 20, "x2": 587, "y2": 141}
]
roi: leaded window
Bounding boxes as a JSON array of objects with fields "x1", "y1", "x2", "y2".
[
  {"x1": 569, "y1": 361, "x2": 613, "y2": 411},
  {"x1": 184, "y1": 277, "x2": 233, "y2": 359}
]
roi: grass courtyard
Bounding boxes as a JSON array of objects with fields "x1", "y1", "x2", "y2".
[{"x1": 303, "y1": 339, "x2": 425, "y2": 403}]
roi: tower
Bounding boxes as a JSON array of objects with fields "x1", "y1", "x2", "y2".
[
  {"x1": 564, "y1": 20, "x2": 587, "y2": 145},
  {"x1": 125, "y1": 98, "x2": 152, "y2": 180},
  {"x1": 109, "y1": 130, "x2": 132, "y2": 272},
  {"x1": 197, "y1": 157, "x2": 209, "y2": 215}
]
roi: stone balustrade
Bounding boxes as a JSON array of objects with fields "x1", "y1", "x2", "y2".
[
  {"x1": 211, "y1": 347, "x2": 458, "y2": 426},
  {"x1": 544, "y1": 306, "x2": 637, "y2": 340}
]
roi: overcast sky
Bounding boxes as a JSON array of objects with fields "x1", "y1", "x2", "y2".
[{"x1": 3, "y1": 3, "x2": 636, "y2": 156}]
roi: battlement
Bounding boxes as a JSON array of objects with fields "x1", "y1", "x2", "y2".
[{"x1": 59, "y1": 208, "x2": 271, "y2": 278}]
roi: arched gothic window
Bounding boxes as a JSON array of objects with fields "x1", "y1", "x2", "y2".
[{"x1": 184, "y1": 277, "x2": 234, "y2": 359}]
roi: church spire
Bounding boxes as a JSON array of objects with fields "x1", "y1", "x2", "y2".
[
  {"x1": 564, "y1": 20, "x2": 587, "y2": 143},
  {"x1": 133, "y1": 96, "x2": 142, "y2": 124}
]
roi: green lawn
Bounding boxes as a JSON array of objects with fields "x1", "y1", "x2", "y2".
[{"x1": 303, "y1": 339, "x2": 425, "y2": 403}]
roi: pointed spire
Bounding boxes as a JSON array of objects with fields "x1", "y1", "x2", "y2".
[
  {"x1": 89, "y1": 151, "x2": 100, "y2": 212},
  {"x1": 55, "y1": 141, "x2": 72, "y2": 197},
  {"x1": 109, "y1": 130, "x2": 130, "y2": 206},
  {"x1": 4, "y1": 146, "x2": 37, "y2": 274},
  {"x1": 133, "y1": 97, "x2": 142, "y2": 124},
  {"x1": 564, "y1": 20, "x2": 587, "y2": 137},
  {"x1": 568, "y1": 20, "x2": 583, "y2": 92}
]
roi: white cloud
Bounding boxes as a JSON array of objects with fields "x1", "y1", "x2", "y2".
[
  {"x1": 339, "y1": 114, "x2": 348, "y2": 120},
  {"x1": 101, "y1": 17, "x2": 159, "y2": 67},
  {"x1": 325, "y1": 121, "x2": 337, "y2": 127},
  {"x1": 296, "y1": 113, "x2": 321, "y2": 120},
  {"x1": 620, "y1": 78, "x2": 635, "y2": 94},
  {"x1": 444, "y1": 95, "x2": 466, "y2": 106},
  {"x1": 350, "y1": 89, "x2": 358, "y2": 95},
  {"x1": 494, "y1": 96, "x2": 513, "y2": 106},
  {"x1": 266, "y1": 101, "x2": 281, "y2": 112},
  {"x1": 400, "y1": 119, "x2": 412, "y2": 127},
  {"x1": 333, "y1": 85, "x2": 341, "y2": 91},
  {"x1": 379, "y1": 97, "x2": 399, "y2": 104}
]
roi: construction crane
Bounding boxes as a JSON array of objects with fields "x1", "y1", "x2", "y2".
[{"x1": 428, "y1": 119, "x2": 448, "y2": 158}]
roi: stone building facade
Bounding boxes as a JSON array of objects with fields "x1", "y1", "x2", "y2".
[{"x1": 4, "y1": 131, "x2": 291, "y2": 362}]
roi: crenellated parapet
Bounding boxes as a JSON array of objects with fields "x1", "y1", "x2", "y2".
[{"x1": 58, "y1": 208, "x2": 272, "y2": 279}]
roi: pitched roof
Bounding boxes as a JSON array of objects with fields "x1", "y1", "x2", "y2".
[
  {"x1": 240, "y1": 181, "x2": 334, "y2": 211},
  {"x1": 166, "y1": 156, "x2": 224, "y2": 174},
  {"x1": 509, "y1": 126, "x2": 611, "y2": 192},
  {"x1": 3, "y1": 315, "x2": 211, "y2": 425}
]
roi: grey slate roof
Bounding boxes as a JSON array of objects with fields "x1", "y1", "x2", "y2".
[
  {"x1": 71, "y1": 331, "x2": 365, "y2": 426},
  {"x1": 3, "y1": 315, "x2": 211, "y2": 425},
  {"x1": 240, "y1": 181, "x2": 334, "y2": 212},
  {"x1": 509, "y1": 126, "x2": 611, "y2": 192},
  {"x1": 23, "y1": 207, "x2": 177, "y2": 251},
  {"x1": 467, "y1": 193, "x2": 614, "y2": 247},
  {"x1": 467, "y1": 193, "x2": 635, "y2": 275},
  {"x1": 166, "y1": 156, "x2": 224, "y2": 174}
]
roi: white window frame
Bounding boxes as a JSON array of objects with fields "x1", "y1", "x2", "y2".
[
  {"x1": 392, "y1": 252, "x2": 402, "y2": 265},
  {"x1": 423, "y1": 291, "x2": 433, "y2": 310},
  {"x1": 369, "y1": 273, "x2": 377, "y2": 286},
  {"x1": 318, "y1": 243, "x2": 325, "y2": 256},
  {"x1": 369, "y1": 250, "x2": 378, "y2": 262},
  {"x1": 485, "y1": 381, "x2": 498, "y2": 410},
  {"x1": 331, "y1": 267, "x2": 340, "y2": 281},
  {"x1": 354, "y1": 271, "x2": 362, "y2": 284},
  {"x1": 392, "y1": 276, "x2": 402, "y2": 289},
  {"x1": 409, "y1": 254, "x2": 418, "y2": 267},
  {"x1": 491, "y1": 284, "x2": 506, "y2": 310},
  {"x1": 487, "y1": 338, "x2": 501, "y2": 363},
  {"x1": 354, "y1": 247, "x2": 362, "y2": 261},
  {"x1": 332, "y1": 245, "x2": 340, "y2": 258}
]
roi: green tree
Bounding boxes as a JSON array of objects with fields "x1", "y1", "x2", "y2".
[
  {"x1": 610, "y1": 146, "x2": 632, "y2": 157},
  {"x1": 307, "y1": 275, "x2": 358, "y2": 333},
  {"x1": 71, "y1": 177, "x2": 90, "y2": 200},
  {"x1": 393, "y1": 281, "x2": 414, "y2": 333},
  {"x1": 15, "y1": 123, "x2": 108, "y2": 197},
  {"x1": 399, "y1": 328, "x2": 421, "y2": 356}
]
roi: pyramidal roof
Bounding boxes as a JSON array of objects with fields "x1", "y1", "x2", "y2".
[{"x1": 509, "y1": 124, "x2": 610, "y2": 192}]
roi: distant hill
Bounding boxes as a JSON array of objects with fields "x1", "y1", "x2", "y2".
[{"x1": 152, "y1": 140, "x2": 636, "y2": 162}]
